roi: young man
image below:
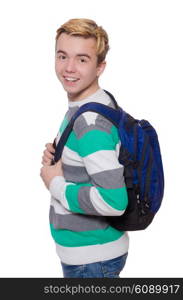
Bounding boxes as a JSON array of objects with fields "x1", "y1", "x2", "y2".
[{"x1": 40, "y1": 18, "x2": 129, "y2": 278}]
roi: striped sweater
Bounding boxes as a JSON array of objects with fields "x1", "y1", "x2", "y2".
[{"x1": 49, "y1": 88, "x2": 129, "y2": 265}]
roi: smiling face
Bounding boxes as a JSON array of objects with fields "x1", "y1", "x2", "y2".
[{"x1": 55, "y1": 33, "x2": 106, "y2": 101}]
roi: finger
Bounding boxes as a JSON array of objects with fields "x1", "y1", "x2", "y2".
[
  {"x1": 41, "y1": 159, "x2": 51, "y2": 166},
  {"x1": 46, "y1": 143, "x2": 55, "y2": 153},
  {"x1": 56, "y1": 159, "x2": 62, "y2": 166},
  {"x1": 42, "y1": 155, "x2": 52, "y2": 164},
  {"x1": 43, "y1": 149, "x2": 54, "y2": 160}
]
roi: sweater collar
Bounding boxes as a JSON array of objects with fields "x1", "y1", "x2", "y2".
[{"x1": 68, "y1": 88, "x2": 111, "y2": 108}]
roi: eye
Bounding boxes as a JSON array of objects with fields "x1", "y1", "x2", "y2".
[
  {"x1": 58, "y1": 55, "x2": 66, "y2": 60},
  {"x1": 80, "y1": 58, "x2": 87, "y2": 63}
]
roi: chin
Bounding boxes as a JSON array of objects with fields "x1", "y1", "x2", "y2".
[
  {"x1": 64, "y1": 84, "x2": 84, "y2": 95},
  {"x1": 64, "y1": 86, "x2": 80, "y2": 95},
  {"x1": 68, "y1": 91, "x2": 82, "y2": 100}
]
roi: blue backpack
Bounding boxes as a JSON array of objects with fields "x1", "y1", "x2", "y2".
[{"x1": 52, "y1": 90, "x2": 164, "y2": 231}]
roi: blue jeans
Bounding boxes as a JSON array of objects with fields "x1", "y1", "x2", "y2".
[{"x1": 61, "y1": 253, "x2": 128, "y2": 278}]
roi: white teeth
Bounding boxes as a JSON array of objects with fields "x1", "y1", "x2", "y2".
[{"x1": 65, "y1": 77, "x2": 78, "y2": 82}]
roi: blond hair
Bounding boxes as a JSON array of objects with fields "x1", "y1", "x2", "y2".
[{"x1": 55, "y1": 18, "x2": 109, "y2": 64}]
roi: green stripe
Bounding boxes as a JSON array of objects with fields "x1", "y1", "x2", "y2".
[
  {"x1": 59, "y1": 117, "x2": 69, "y2": 135},
  {"x1": 78, "y1": 129, "x2": 117, "y2": 157},
  {"x1": 65, "y1": 183, "x2": 92, "y2": 213},
  {"x1": 111, "y1": 124, "x2": 120, "y2": 145},
  {"x1": 50, "y1": 223, "x2": 124, "y2": 247},
  {"x1": 65, "y1": 131, "x2": 78, "y2": 152},
  {"x1": 65, "y1": 184, "x2": 128, "y2": 214},
  {"x1": 66, "y1": 125, "x2": 120, "y2": 157},
  {"x1": 97, "y1": 186, "x2": 128, "y2": 210}
]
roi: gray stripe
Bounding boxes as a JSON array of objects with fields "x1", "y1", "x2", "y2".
[
  {"x1": 73, "y1": 114, "x2": 88, "y2": 139},
  {"x1": 62, "y1": 163, "x2": 90, "y2": 183},
  {"x1": 73, "y1": 113, "x2": 114, "y2": 139},
  {"x1": 49, "y1": 206, "x2": 108, "y2": 231},
  {"x1": 96, "y1": 112, "x2": 114, "y2": 131},
  {"x1": 65, "y1": 106, "x2": 79, "y2": 122},
  {"x1": 62, "y1": 164, "x2": 125, "y2": 188},
  {"x1": 90, "y1": 167, "x2": 125, "y2": 189},
  {"x1": 76, "y1": 123, "x2": 111, "y2": 139},
  {"x1": 78, "y1": 186, "x2": 102, "y2": 216}
]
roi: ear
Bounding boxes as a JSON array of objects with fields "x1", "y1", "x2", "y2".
[{"x1": 96, "y1": 61, "x2": 106, "y2": 77}]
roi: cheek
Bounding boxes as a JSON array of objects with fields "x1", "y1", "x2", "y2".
[
  {"x1": 55, "y1": 62, "x2": 63, "y2": 74},
  {"x1": 81, "y1": 66, "x2": 98, "y2": 80}
]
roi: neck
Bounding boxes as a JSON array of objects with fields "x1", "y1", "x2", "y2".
[{"x1": 68, "y1": 81, "x2": 100, "y2": 102}]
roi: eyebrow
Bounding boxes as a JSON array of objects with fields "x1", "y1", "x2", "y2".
[{"x1": 56, "y1": 50, "x2": 91, "y2": 59}]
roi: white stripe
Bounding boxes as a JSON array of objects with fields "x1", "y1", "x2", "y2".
[
  {"x1": 62, "y1": 146, "x2": 84, "y2": 167},
  {"x1": 49, "y1": 176, "x2": 74, "y2": 210},
  {"x1": 83, "y1": 149, "x2": 123, "y2": 175},
  {"x1": 82, "y1": 111, "x2": 98, "y2": 125},
  {"x1": 56, "y1": 132, "x2": 61, "y2": 145},
  {"x1": 50, "y1": 198, "x2": 71, "y2": 215},
  {"x1": 55, "y1": 232, "x2": 129, "y2": 265},
  {"x1": 90, "y1": 187, "x2": 125, "y2": 216},
  {"x1": 116, "y1": 141, "x2": 121, "y2": 157}
]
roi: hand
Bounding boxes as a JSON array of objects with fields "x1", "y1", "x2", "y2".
[
  {"x1": 42, "y1": 143, "x2": 55, "y2": 166},
  {"x1": 40, "y1": 159, "x2": 64, "y2": 189}
]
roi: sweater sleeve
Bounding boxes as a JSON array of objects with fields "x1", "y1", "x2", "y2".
[{"x1": 49, "y1": 112, "x2": 128, "y2": 216}]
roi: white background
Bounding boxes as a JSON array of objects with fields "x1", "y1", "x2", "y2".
[{"x1": 0, "y1": 0, "x2": 182, "y2": 277}]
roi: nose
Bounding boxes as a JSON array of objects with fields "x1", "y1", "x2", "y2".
[{"x1": 65, "y1": 58, "x2": 76, "y2": 73}]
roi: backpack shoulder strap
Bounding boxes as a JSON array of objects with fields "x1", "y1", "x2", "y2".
[{"x1": 103, "y1": 90, "x2": 120, "y2": 109}]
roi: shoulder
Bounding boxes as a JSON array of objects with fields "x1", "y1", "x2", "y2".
[{"x1": 73, "y1": 110, "x2": 115, "y2": 139}]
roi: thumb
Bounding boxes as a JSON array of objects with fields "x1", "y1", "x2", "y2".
[{"x1": 56, "y1": 159, "x2": 62, "y2": 166}]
